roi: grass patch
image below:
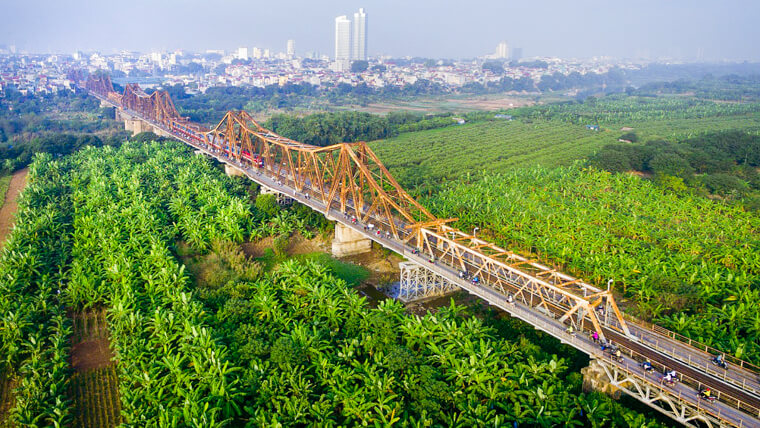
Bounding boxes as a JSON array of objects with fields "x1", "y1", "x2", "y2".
[
  {"x1": 294, "y1": 252, "x2": 371, "y2": 287},
  {"x1": 253, "y1": 249, "x2": 371, "y2": 287}
]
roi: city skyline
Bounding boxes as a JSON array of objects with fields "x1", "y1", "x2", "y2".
[{"x1": 1, "y1": 0, "x2": 759, "y2": 61}]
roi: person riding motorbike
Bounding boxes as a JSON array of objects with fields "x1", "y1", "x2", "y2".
[
  {"x1": 642, "y1": 359, "x2": 653, "y2": 372},
  {"x1": 713, "y1": 354, "x2": 728, "y2": 370}
]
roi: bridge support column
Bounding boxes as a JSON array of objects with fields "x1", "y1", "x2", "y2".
[
  {"x1": 581, "y1": 359, "x2": 621, "y2": 399},
  {"x1": 124, "y1": 119, "x2": 152, "y2": 136},
  {"x1": 396, "y1": 261, "x2": 457, "y2": 302},
  {"x1": 332, "y1": 223, "x2": 371, "y2": 257},
  {"x1": 224, "y1": 163, "x2": 246, "y2": 177}
]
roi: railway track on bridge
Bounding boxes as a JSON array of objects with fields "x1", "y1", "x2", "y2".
[{"x1": 79, "y1": 74, "x2": 760, "y2": 427}]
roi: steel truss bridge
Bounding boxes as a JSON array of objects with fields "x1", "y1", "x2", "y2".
[{"x1": 79, "y1": 72, "x2": 760, "y2": 427}]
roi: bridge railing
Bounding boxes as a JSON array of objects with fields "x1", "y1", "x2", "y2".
[
  {"x1": 622, "y1": 312, "x2": 760, "y2": 375},
  {"x1": 612, "y1": 333, "x2": 760, "y2": 426}
]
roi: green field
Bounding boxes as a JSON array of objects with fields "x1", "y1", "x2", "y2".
[
  {"x1": 424, "y1": 166, "x2": 760, "y2": 363},
  {"x1": 371, "y1": 96, "x2": 760, "y2": 189},
  {"x1": 371, "y1": 119, "x2": 616, "y2": 178}
]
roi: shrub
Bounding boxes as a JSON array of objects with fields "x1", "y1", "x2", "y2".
[
  {"x1": 702, "y1": 173, "x2": 747, "y2": 197},
  {"x1": 255, "y1": 193, "x2": 280, "y2": 218}
]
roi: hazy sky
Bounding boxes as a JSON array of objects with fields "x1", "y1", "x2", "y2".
[{"x1": 2, "y1": 0, "x2": 758, "y2": 61}]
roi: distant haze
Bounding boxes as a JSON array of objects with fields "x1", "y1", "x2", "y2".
[{"x1": 1, "y1": 0, "x2": 758, "y2": 61}]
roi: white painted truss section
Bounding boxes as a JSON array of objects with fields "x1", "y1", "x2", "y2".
[
  {"x1": 594, "y1": 359, "x2": 729, "y2": 427},
  {"x1": 398, "y1": 261, "x2": 458, "y2": 302}
]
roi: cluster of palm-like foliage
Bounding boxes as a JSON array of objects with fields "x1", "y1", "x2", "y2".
[
  {"x1": 0, "y1": 154, "x2": 74, "y2": 426},
  {"x1": 190, "y1": 258, "x2": 663, "y2": 427},
  {"x1": 60, "y1": 142, "x2": 251, "y2": 425},
  {"x1": 169, "y1": 161, "x2": 253, "y2": 251},
  {"x1": 426, "y1": 166, "x2": 760, "y2": 363}
]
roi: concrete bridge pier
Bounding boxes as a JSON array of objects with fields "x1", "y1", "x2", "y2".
[
  {"x1": 224, "y1": 163, "x2": 246, "y2": 177},
  {"x1": 152, "y1": 125, "x2": 174, "y2": 138},
  {"x1": 124, "y1": 119, "x2": 152, "y2": 136},
  {"x1": 581, "y1": 358, "x2": 622, "y2": 399},
  {"x1": 332, "y1": 223, "x2": 371, "y2": 257},
  {"x1": 117, "y1": 109, "x2": 152, "y2": 136}
]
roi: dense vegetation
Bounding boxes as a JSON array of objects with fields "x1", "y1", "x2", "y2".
[
  {"x1": 166, "y1": 81, "x2": 455, "y2": 124},
  {"x1": 0, "y1": 88, "x2": 127, "y2": 171},
  {"x1": 631, "y1": 73, "x2": 760, "y2": 101},
  {"x1": 424, "y1": 166, "x2": 760, "y2": 364},
  {"x1": 591, "y1": 130, "x2": 760, "y2": 209},
  {"x1": 0, "y1": 153, "x2": 75, "y2": 425},
  {"x1": 264, "y1": 110, "x2": 494, "y2": 147},
  {"x1": 509, "y1": 95, "x2": 760, "y2": 133},
  {"x1": 0, "y1": 141, "x2": 667, "y2": 426}
]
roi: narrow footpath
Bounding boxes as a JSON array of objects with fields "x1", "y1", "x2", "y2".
[{"x1": 0, "y1": 168, "x2": 29, "y2": 248}]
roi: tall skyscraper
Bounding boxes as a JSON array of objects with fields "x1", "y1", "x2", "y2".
[
  {"x1": 334, "y1": 15, "x2": 352, "y2": 61},
  {"x1": 287, "y1": 40, "x2": 296, "y2": 58},
  {"x1": 237, "y1": 47, "x2": 249, "y2": 60},
  {"x1": 352, "y1": 8, "x2": 367, "y2": 61},
  {"x1": 495, "y1": 41, "x2": 509, "y2": 59}
]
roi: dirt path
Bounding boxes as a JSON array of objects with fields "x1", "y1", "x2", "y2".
[
  {"x1": 0, "y1": 168, "x2": 29, "y2": 248},
  {"x1": 69, "y1": 311, "x2": 121, "y2": 427}
]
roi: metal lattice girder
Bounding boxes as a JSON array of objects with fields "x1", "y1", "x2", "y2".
[
  {"x1": 407, "y1": 223, "x2": 631, "y2": 341},
  {"x1": 398, "y1": 261, "x2": 457, "y2": 302},
  {"x1": 594, "y1": 360, "x2": 721, "y2": 428},
  {"x1": 121, "y1": 84, "x2": 181, "y2": 127},
  {"x1": 203, "y1": 111, "x2": 436, "y2": 239}
]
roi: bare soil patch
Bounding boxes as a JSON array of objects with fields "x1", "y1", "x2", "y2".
[
  {"x1": 0, "y1": 168, "x2": 29, "y2": 248},
  {"x1": 70, "y1": 311, "x2": 115, "y2": 372}
]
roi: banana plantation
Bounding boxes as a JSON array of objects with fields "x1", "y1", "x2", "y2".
[
  {"x1": 426, "y1": 166, "x2": 760, "y2": 364},
  {"x1": 0, "y1": 141, "x2": 668, "y2": 426}
]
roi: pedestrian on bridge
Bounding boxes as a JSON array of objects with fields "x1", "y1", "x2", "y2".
[{"x1": 591, "y1": 331, "x2": 599, "y2": 343}]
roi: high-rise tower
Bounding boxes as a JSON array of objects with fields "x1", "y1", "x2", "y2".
[
  {"x1": 287, "y1": 40, "x2": 295, "y2": 58},
  {"x1": 495, "y1": 41, "x2": 509, "y2": 59},
  {"x1": 334, "y1": 15, "x2": 352, "y2": 61},
  {"x1": 352, "y1": 8, "x2": 368, "y2": 61}
]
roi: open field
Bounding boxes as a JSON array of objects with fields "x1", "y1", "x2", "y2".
[
  {"x1": 371, "y1": 104, "x2": 760, "y2": 186},
  {"x1": 371, "y1": 119, "x2": 619, "y2": 181},
  {"x1": 339, "y1": 93, "x2": 535, "y2": 115}
]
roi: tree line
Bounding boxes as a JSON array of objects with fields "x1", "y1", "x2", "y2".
[{"x1": 591, "y1": 130, "x2": 760, "y2": 207}]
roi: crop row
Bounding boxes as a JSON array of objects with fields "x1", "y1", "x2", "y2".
[
  {"x1": 71, "y1": 366, "x2": 120, "y2": 428},
  {"x1": 61, "y1": 142, "x2": 249, "y2": 425},
  {"x1": 0, "y1": 154, "x2": 74, "y2": 426}
]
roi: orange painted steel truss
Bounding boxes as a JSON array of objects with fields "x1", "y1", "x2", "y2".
[
  {"x1": 204, "y1": 111, "x2": 435, "y2": 238},
  {"x1": 122, "y1": 83, "x2": 181, "y2": 126},
  {"x1": 202, "y1": 111, "x2": 630, "y2": 339},
  {"x1": 407, "y1": 222, "x2": 631, "y2": 339}
]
